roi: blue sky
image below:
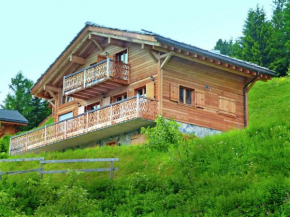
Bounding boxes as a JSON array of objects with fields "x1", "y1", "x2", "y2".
[{"x1": 0, "y1": 0, "x2": 274, "y2": 104}]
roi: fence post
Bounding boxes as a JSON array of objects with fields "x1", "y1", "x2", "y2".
[
  {"x1": 0, "y1": 170, "x2": 2, "y2": 180},
  {"x1": 110, "y1": 161, "x2": 113, "y2": 180},
  {"x1": 44, "y1": 125, "x2": 47, "y2": 144},
  {"x1": 40, "y1": 162, "x2": 43, "y2": 179}
]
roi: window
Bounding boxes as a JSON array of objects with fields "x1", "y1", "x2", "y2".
[
  {"x1": 115, "y1": 50, "x2": 128, "y2": 64},
  {"x1": 135, "y1": 87, "x2": 146, "y2": 96},
  {"x1": 59, "y1": 112, "x2": 73, "y2": 122},
  {"x1": 112, "y1": 93, "x2": 127, "y2": 103},
  {"x1": 179, "y1": 87, "x2": 194, "y2": 105},
  {"x1": 87, "y1": 102, "x2": 100, "y2": 111},
  {"x1": 62, "y1": 96, "x2": 74, "y2": 104}
]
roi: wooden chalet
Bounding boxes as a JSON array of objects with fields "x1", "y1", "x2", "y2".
[
  {"x1": 0, "y1": 110, "x2": 28, "y2": 138},
  {"x1": 9, "y1": 22, "x2": 275, "y2": 155}
]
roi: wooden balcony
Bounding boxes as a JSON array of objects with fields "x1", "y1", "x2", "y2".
[
  {"x1": 9, "y1": 96, "x2": 158, "y2": 156},
  {"x1": 63, "y1": 58, "x2": 129, "y2": 99}
]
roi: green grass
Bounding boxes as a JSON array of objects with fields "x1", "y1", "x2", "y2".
[{"x1": 1, "y1": 77, "x2": 290, "y2": 216}]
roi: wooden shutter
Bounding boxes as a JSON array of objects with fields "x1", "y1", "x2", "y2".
[
  {"x1": 195, "y1": 90, "x2": 205, "y2": 108},
  {"x1": 170, "y1": 83, "x2": 179, "y2": 102},
  {"x1": 218, "y1": 96, "x2": 236, "y2": 117},
  {"x1": 146, "y1": 82, "x2": 155, "y2": 99},
  {"x1": 101, "y1": 96, "x2": 111, "y2": 107}
]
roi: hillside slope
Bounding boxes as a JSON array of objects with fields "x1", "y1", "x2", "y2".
[{"x1": 1, "y1": 77, "x2": 290, "y2": 216}]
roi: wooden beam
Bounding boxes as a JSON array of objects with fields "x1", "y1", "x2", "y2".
[
  {"x1": 44, "y1": 84, "x2": 59, "y2": 93},
  {"x1": 91, "y1": 32, "x2": 160, "y2": 46},
  {"x1": 161, "y1": 52, "x2": 173, "y2": 69},
  {"x1": 145, "y1": 50, "x2": 158, "y2": 63},
  {"x1": 35, "y1": 93, "x2": 51, "y2": 100},
  {"x1": 70, "y1": 55, "x2": 86, "y2": 65},
  {"x1": 108, "y1": 37, "x2": 126, "y2": 48},
  {"x1": 90, "y1": 38, "x2": 104, "y2": 51},
  {"x1": 246, "y1": 79, "x2": 258, "y2": 93},
  {"x1": 47, "y1": 90, "x2": 57, "y2": 100},
  {"x1": 152, "y1": 46, "x2": 254, "y2": 78},
  {"x1": 160, "y1": 52, "x2": 174, "y2": 59}
]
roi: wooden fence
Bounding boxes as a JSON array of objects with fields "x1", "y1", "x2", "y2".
[{"x1": 0, "y1": 157, "x2": 118, "y2": 180}]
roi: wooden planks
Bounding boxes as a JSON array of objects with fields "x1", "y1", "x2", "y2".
[{"x1": 162, "y1": 58, "x2": 245, "y2": 131}]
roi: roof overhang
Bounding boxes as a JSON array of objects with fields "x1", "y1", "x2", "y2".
[{"x1": 32, "y1": 22, "x2": 276, "y2": 99}]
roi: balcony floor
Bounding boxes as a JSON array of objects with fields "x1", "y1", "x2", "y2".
[{"x1": 22, "y1": 118, "x2": 155, "y2": 154}]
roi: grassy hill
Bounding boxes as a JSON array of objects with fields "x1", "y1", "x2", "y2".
[{"x1": 1, "y1": 77, "x2": 290, "y2": 216}]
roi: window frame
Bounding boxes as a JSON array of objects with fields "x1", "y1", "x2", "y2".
[
  {"x1": 135, "y1": 86, "x2": 146, "y2": 97},
  {"x1": 112, "y1": 93, "x2": 128, "y2": 103},
  {"x1": 115, "y1": 49, "x2": 128, "y2": 64},
  {"x1": 179, "y1": 86, "x2": 195, "y2": 106},
  {"x1": 86, "y1": 102, "x2": 101, "y2": 111}
]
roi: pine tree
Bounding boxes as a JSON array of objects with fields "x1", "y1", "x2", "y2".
[
  {"x1": 269, "y1": 0, "x2": 287, "y2": 75},
  {"x1": 1, "y1": 71, "x2": 51, "y2": 130},
  {"x1": 239, "y1": 6, "x2": 274, "y2": 68}
]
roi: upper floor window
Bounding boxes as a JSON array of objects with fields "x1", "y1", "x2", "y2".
[
  {"x1": 62, "y1": 96, "x2": 74, "y2": 104},
  {"x1": 59, "y1": 112, "x2": 73, "y2": 122},
  {"x1": 112, "y1": 93, "x2": 127, "y2": 103},
  {"x1": 87, "y1": 102, "x2": 100, "y2": 111},
  {"x1": 179, "y1": 87, "x2": 194, "y2": 105},
  {"x1": 115, "y1": 50, "x2": 128, "y2": 64},
  {"x1": 135, "y1": 87, "x2": 146, "y2": 96}
]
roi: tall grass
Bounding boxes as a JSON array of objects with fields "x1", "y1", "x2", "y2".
[{"x1": 1, "y1": 77, "x2": 290, "y2": 216}]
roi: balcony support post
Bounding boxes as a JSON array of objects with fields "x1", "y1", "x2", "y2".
[
  {"x1": 106, "y1": 58, "x2": 110, "y2": 78},
  {"x1": 137, "y1": 94, "x2": 140, "y2": 118},
  {"x1": 83, "y1": 70, "x2": 86, "y2": 89},
  {"x1": 110, "y1": 105, "x2": 113, "y2": 125},
  {"x1": 86, "y1": 112, "x2": 89, "y2": 133},
  {"x1": 64, "y1": 121, "x2": 67, "y2": 139}
]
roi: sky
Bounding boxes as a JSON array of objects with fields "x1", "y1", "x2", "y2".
[{"x1": 0, "y1": 0, "x2": 274, "y2": 104}]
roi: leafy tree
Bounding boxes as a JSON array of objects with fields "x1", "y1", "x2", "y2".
[{"x1": 1, "y1": 71, "x2": 51, "y2": 130}]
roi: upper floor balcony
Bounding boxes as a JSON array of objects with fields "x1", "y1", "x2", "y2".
[
  {"x1": 9, "y1": 95, "x2": 158, "y2": 156},
  {"x1": 63, "y1": 58, "x2": 129, "y2": 99}
]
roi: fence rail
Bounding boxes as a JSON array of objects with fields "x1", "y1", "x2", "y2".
[{"x1": 0, "y1": 157, "x2": 118, "y2": 180}]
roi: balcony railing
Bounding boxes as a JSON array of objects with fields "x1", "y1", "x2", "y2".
[
  {"x1": 9, "y1": 95, "x2": 158, "y2": 156},
  {"x1": 63, "y1": 58, "x2": 129, "y2": 95}
]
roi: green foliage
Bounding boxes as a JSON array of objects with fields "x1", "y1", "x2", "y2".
[
  {"x1": 1, "y1": 71, "x2": 51, "y2": 130},
  {"x1": 141, "y1": 116, "x2": 183, "y2": 152},
  {"x1": 0, "y1": 135, "x2": 10, "y2": 158},
  {"x1": 1, "y1": 77, "x2": 290, "y2": 215}
]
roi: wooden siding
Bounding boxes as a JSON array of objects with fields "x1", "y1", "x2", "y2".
[
  {"x1": 162, "y1": 57, "x2": 246, "y2": 131},
  {"x1": 52, "y1": 43, "x2": 159, "y2": 121}
]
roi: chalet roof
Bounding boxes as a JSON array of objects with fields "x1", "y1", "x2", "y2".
[
  {"x1": 32, "y1": 22, "x2": 276, "y2": 92},
  {"x1": 0, "y1": 109, "x2": 29, "y2": 125}
]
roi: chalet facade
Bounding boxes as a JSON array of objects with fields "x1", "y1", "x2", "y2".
[
  {"x1": 0, "y1": 110, "x2": 28, "y2": 138},
  {"x1": 9, "y1": 22, "x2": 275, "y2": 155}
]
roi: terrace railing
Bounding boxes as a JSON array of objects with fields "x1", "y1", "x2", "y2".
[
  {"x1": 63, "y1": 58, "x2": 129, "y2": 95},
  {"x1": 10, "y1": 95, "x2": 158, "y2": 156}
]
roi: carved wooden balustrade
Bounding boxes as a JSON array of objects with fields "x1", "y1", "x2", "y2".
[
  {"x1": 9, "y1": 96, "x2": 158, "y2": 156},
  {"x1": 63, "y1": 58, "x2": 129, "y2": 95}
]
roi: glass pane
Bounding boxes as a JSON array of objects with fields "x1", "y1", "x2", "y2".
[
  {"x1": 124, "y1": 94, "x2": 127, "y2": 99},
  {"x1": 116, "y1": 96, "x2": 122, "y2": 102},
  {"x1": 59, "y1": 112, "x2": 73, "y2": 122},
  {"x1": 124, "y1": 52, "x2": 128, "y2": 64},
  {"x1": 186, "y1": 89, "x2": 192, "y2": 105},
  {"x1": 179, "y1": 87, "x2": 184, "y2": 103},
  {"x1": 138, "y1": 89, "x2": 143, "y2": 95}
]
